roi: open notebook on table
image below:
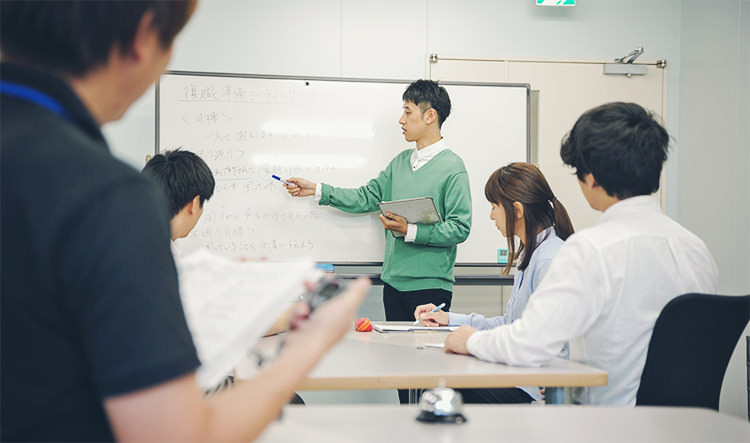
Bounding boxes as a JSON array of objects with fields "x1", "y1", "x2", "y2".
[
  {"x1": 176, "y1": 248, "x2": 317, "y2": 389},
  {"x1": 372, "y1": 323, "x2": 458, "y2": 332}
]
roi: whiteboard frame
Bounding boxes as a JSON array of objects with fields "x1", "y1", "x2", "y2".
[{"x1": 156, "y1": 71, "x2": 530, "y2": 266}]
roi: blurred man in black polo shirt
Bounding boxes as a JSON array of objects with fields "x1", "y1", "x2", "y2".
[{"x1": 0, "y1": 2, "x2": 368, "y2": 441}]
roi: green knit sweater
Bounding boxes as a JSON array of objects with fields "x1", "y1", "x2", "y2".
[{"x1": 320, "y1": 149, "x2": 472, "y2": 291}]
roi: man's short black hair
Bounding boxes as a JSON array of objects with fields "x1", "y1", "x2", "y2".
[
  {"x1": 142, "y1": 149, "x2": 215, "y2": 218},
  {"x1": 402, "y1": 80, "x2": 452, "y2": 128},
  {"x1": 0, "y1": 0, "x2": 195, "y2": 77},
  {"x1": 560, "y1": 102, "x2": 670, "y2": 199}
]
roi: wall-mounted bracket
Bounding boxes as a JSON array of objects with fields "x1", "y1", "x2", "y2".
[{"x1": 603, "y1": 63, "x2": 648, "y2": 77}]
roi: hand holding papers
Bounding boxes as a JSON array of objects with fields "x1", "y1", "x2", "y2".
[
  {"x1": 176, "y1": 249, "x2": 316, "y2": 389},
  {"x1": 306, "y1": 276, "x2": 349, "y2": 312},
  {"x1": 280, "y1": 278, "x2": 371, "y2": 370}
]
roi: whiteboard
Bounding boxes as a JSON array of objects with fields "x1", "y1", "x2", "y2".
[{"x1": 157, "y1": 72, "x2": 528, "y2": 264}]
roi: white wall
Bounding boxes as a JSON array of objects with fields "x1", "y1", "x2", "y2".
[
  {"x1": 104, "y1": 0, "x2": 750, "y2": 417},
  {"x1": 678, "y1": 0, "x2": 750, "y2": 418}
]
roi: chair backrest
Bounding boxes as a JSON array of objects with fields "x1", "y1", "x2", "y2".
[{"x1": 636, "y1": 293, "x2": 750, "y2": 410}]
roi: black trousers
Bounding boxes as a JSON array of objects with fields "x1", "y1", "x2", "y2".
[
  {"x1": 382, "y1": 283, "x2": 452, "y2": 321},
  {"x1": 383, "y1": 283, "x2": 452, "y2": 404}
]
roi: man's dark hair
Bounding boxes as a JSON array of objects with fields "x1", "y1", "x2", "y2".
[
  {"x1": 0, "y1": 0, "x2": 195, "y2": 77},
  {"x1": 560, "y1": 102, "x2": 670, "y2": 199},
  {"x1": 402, "y1": 80, "x2": 452, "y2": 128},
  {"x1": 142, "y1": 149, "x2": 215, "y2": 218}
]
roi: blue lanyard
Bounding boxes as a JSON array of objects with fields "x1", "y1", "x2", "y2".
[{"x1": 0, "y1": 80, "x2": 73, "y2": 123}]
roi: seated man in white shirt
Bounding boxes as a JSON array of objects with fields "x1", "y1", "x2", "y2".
[{"x1": 444, "y1": 102, "x2": 718, "y2": 406}]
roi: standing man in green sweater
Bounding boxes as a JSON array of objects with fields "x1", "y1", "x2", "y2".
[{"x1": 285, "y1": 79, "x2": 472, "y2": 325}]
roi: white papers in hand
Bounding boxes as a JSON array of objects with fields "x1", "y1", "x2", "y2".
[{"x1": 176, "y1": 248, "x2": 315, "y2": 389}]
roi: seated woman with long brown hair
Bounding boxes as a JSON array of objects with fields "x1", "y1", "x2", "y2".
[{"x1": 414, "y1": 162, "x2": 574, "y2": 403}]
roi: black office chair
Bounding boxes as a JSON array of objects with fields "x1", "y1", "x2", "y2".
[{"x1": 636, "y1": 293, "x2": 750, "y2": 410}]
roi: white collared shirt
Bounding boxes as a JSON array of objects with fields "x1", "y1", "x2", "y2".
[
  {"x1": 466, "y1": 195, "x2": 718, "y2": 406},
  {"x1": 410, "y1": 138, "x2": 447, "y2": 172},
  {"x1": 170, "y1": 240, "x2": 182, "y2": 259}
]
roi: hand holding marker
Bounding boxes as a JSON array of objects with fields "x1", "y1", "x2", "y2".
[
  {"x1": 271, "y1": 174, "x2": 292, "y2": 186},
  {"x1": 414, "y1": 302, "x2": 446, "y2": 325}
]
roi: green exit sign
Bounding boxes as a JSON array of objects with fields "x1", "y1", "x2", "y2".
[{"x1": 537, "y1": 0, "x2": 576, "y2": 6}]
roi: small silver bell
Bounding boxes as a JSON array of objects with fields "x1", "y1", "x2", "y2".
[{"x1": 416, "y1": 387, "x2": 467, "y2": 424}]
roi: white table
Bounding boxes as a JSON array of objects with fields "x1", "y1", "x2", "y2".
[
  {"x1": 242, "y1": 324, "x2": 607, "y2": 403},
  {"x1": 257, "y1": 404, "x2": 750, "y2": 442}
]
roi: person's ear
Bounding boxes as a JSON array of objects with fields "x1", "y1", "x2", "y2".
[
  {"x1": 128, "y1": 10, "x2": 158, "y2": 62},
  {"x1": 188, "y1": 195, "x2": 202, "y2": 215},
  {"x1": 582, "y1": 173, "x2": 598, "y2": 190},
  {"x1": 512, "y1": 201, "x2": 524, "y2": 220},
  {"x1": 423, "y1": 108, "x2": 437, "y2": 125}
]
